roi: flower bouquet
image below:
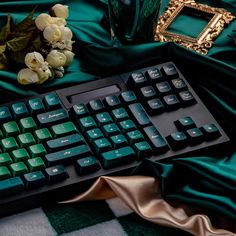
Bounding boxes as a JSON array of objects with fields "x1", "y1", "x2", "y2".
[{"x1": 0, "y1": 4, "x2": 75, "y2": 85}]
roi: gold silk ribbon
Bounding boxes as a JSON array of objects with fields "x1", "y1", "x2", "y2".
[{"x1": 62, "y1": 176, "x2": 236, "y2": 236}]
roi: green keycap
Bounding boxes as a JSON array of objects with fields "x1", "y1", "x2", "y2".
[
  {"x1": 19, "y1": 117, "x2": 37, "y2": 132},
  {"x1": 11, "y1": 102, "x2": 29, "y2": 119},
  {"x1": 11, "y1": 148, "x2": 30, "y2": 162},
  {"x1": 27, "y1": 98, "x2": 45, "y2": 115},
  {"x1": 17, "y1": 133, "x2": 36, "y2": 147},
  {"x1": 133, "y1": 141, "x2": 152, "y2": 159},
  {"x1": 51, "y1": 121, "x2": 77, "y2": 137},
  {"x1": 110, "y1": 134, "x2": 128, "y2": 148},
  {"x1": 101, "y1": 146, "x2": 135, "y2": 169},
  {"x1": 0, "y1": 129, "x2": 4, "y2": 139},
  {"x1": 118, "y1": 120, "x2": 137, "y2": 132},
  {"x1": 85, "y1": 128, "x2": 104, "y2": 142},
  {"x1": 78, "y1": 116, "x2": 97, "y2": 132},
  {"x1": 102, "y1": 123, "x2": 120, "y2": 136},
  {"x1": 34, "y1": 128, "x2": 52, "y2": 142},
  {"x1": 96, "y1": 112, "x2": 113, "y2": 125},
  {"x1": 28, "y1": 144, "x2": 47, "y2": 157},
  {"x1": 126, "y1": 130, "x2": 144, "y2": 144},
  {"x1": 1, "y1": 137, "x2": 19, "y2": 152},
  {"x1": 0, "y1": 153, "x2": 13, "y2": 166},
  {"x1": 111, "y1": 108, "x2": 129, "y2": 121},
  {"x1": 0, "y1": 177, "x2": 24, "y2": 197},
  {"x1": 27, "y1": 157, "x2": 46, "y2": 171},
  {"x1": 44, "y1": 93, "x2": 61, "y2": 110},
  {"x1": 0, "y1": 166, "x2": 11, "y2": 180},
  {"x1": 2, "y1": 121, "x2": 20, "y2": 137},
  {"x1": 93, "y1": 138, "x2": 112, "y2": 154},
  {"x1": 0, "y1": 106, "x2": 12, "y2": 123},
  {"x1": 10, "y1": 162, "x2": 28, "y2": 176}
]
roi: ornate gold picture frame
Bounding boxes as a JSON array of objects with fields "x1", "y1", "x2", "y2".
[{"x1": 154, "y1": 0, "x2": 235, "y2": 54}]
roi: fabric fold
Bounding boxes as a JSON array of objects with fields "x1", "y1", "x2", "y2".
[{"x1": 62, "y1": 176, "x2": 235, "y2": 236}]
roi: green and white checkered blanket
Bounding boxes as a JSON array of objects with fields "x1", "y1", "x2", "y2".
[{"x1": 0, "y1": 198, "x2": 191, "y2": 236}]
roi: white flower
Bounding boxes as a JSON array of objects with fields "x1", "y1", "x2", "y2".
[
  {"x1": 35, "y1": 13, "x2": 53, "y2": 31},
  {"x1": 25, "y1": 52, "x2": 45, "y2": 70},
  {"x1": 52, "y1": 4, "x2": 69, "y2": 19},
  {"x1": 43, "y1": 24, "x2": 62, "y2": 43},
  {"x1": 61, "y1": 50, "x2": 74, "y2": 66},
  {"x1": 46, "y1": 50, "x2": 66, "y2": 68},
  {"x1": 52, "y1": 17, "x2": 66, "y2": 27},
  {"x1": 54, "y1": 66, "x2": 65, "y2": 78},
  {"x1": 37, "y1": 68, "x2": 52, "y2": 84},
  {"x1": 60, "y1": 26, "x2": 73, "y2": 41},
  {"x1": 17, "y1": 68, "x2": 40, "y2": 85}
]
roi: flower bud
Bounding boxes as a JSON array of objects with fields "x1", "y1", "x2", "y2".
[
  {"x1": 52, "y1": 4, "x2": 69, "y2": 19},
  {"x1": 60, "y1": 26, "x2": 73, "y2": 41},
  {"x1": 37, "y1": 68, "x2": 52, "y2": 84},
  {"x1": 61, "y1": 50, "x2": 75, "y2": 66},
  {"x1": 17, "y1": 68, "x2": 39, "y2": 85},
  {"x1": 52, "y1": 17, "x2": 66, "y2": 27},
  {"x1": 54, "y1": 66, "x2": 65, "y2": 78},
  {"x1": 25, "y1": 52, "x2": 45, "y2": 70},
  {"x1": 35, "y1": 13, "x2": 53, "y2": 31},
  {"x1": 43, "y1": 24, "x2": 62, "y2": 43},
  {"x1": 46, "y1": 50, "x2": 66, "y2": 68}
]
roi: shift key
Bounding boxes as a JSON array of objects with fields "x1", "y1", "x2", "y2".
[
  {"x1": 37, "y1": 109, "x2": 68, "y2": 127},
  {"x1": 45, "y1": 145, "x2": 91, "y2": 166}
]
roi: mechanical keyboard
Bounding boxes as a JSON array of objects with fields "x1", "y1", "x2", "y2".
[{"x1": 0, "y1": 62, "x2": 230, "y2": 217}]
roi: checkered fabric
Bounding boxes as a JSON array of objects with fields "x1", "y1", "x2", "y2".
[{"x1": 0, "y1": 197, "x2": 192, "y2": 236}]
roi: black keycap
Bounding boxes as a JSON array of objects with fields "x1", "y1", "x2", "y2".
[
  {"x1": 70, "y1": 104, "x2": 89, "y2": 118},
  {"x1": 23, "y1": 171, "x2": 46, "y2": 189},
  {"x1": 186, "y1": 128, "x2": 204, "y2": 145},
  {"x1": 201, "y1": 124, "x2": 221, "y2": 140},
  {"x1": 174, "y1": 116, "x2": 196, "y2": 131},
  {"x1": 171, "y1": 78, "x2": 187, "y2": 91},
  {"x1": 45, "y1": 165, "x2": 69, "y2": 183},
  {"x1": 161, "y1": 64, "x2": 178, "y2": 79},
  {"x1": 120, "y1": 91, "x2": 137, "y2": 104},
  {"x1": 156, "y1": 82, "x2": 172, "y2": 96},
  {"x1": 140, "y1": 86, "x2": 157, "y2": 100},
  {"x1": 167, "y1": 132, "x2": 188, "y2": 150},
  {"x1": 145, "y1": 68, "x2": 163, "y2": 83},
  {"x1": 143, "y1": 126, "x2": 169, "y2": 153},
  {"x1": 179, "y1": 91, "x2": 197, "y2": 106},
  {"x1": 147, "y1": 98, "x2": 165, "y2": 114},
  {"x1": 75, "y1": 156, "x2": 101, "y2": 175},
  {"x1": 129, "y1": 72, "x2": 148, "y2": 88},
  {"x1": 128, "y1": 103, "x2": 151, "y2": 126},
  {"x1": 104, "y1": 95, "x2": 121, "y2": 107},
  {"x1": 163, "y1": 94, "x2": 180, "y2": 110},
  {"x1": 88, "y1": 99, "x2": 105, "y2": 113},
  {"x1": 37, "y1": 109, "x2": 69, "y2": 127}
]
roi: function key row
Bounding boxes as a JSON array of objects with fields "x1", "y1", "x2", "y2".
[{"x1": 0, "y1": 93, "x2": 61, "y2": 123}]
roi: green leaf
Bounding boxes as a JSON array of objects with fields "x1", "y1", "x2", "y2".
[
  {"x1": 14, "y1": 7, "x2": 37, "y2": 33},
  {"x1": 6, "y1": 33, "x2": 32, "y2": 52},
  {"x1": 0, "y1": 15, "x2": 11, "y2": 42},
  {"x1": 0, "y1": 53, "x2": 8, "y2": 70}
]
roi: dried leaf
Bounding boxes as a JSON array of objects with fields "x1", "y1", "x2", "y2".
[
  {"x1": 0, "y1": 44, "x2": 6, "y2": 54},
  {"x1": 0, "y1": 15, "x2": 11, "y2": 42},
  {"x1": 0, "y1": 53, "x2": 8, "y2": 70},
  {"x1": 31, "y1": 35, "x2": 42, "y2": 50},
  {"x1": 6, "y1": 33, "x2": 31, "y2": 52}
]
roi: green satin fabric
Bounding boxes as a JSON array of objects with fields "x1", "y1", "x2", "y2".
[{"x1": 0, "y1": 0, "x2": 236, "y2": 221}]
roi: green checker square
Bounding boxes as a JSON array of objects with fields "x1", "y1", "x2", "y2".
[
  {"x1": 119, "y1": 119, "x2": 137, "y2": 132},
  {"x1": 0, "y1": 153, "x2": 13, "y2": 166},
  {"x1": 110, "y1": 134, "x2": 128, "y2": 148},
  {"x1": 96, "y1": 112, "x2": 113, "y2": 125},
  {"x1": 1, "y1": 137, "x2": 19, "y2": 152},
  {"x1": 28, "y1": 144, "x2": 47, "y2": 158},
  {"x1": 9, "y1": 162, "x2": 28, "y2": 176},
  {"x1": 34, "y1": 128, "x2": 52, "y2": 142},
  {"x1": 85, "y1": 128, "x2": 104, "y2": 142},
  {"x1": 51, "y1": 121, "x2": 77, "y2": 137},
  {"x1": 43, "y1": 201, "x2": 115, "y2": 234},
  {"x1": 27, "y1": 157, "x2": 46, "y2": 171},
  {"x1": 119, "y1": 213, "x2": 192, "y2": 236},
  {"x1": 2, "y1": 121, "x2": 20, "y2": 137},
  {"x1": 0, "y1": 166, "x2": 11, "y2": 180},
  {"x1": 17, "y1": 133, "x2": 36, "y2": 147},
  {"x1": 111, "y1": 108, "x2": 129, "y2": 121},
  {"x1": 19, "y1": 117, "x2": 37, "y2": 132},
  {"x1": 11, "y1": 148, "x2": 30, "y2": 162}
]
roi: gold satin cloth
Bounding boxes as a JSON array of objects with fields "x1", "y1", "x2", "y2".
[{"x1": 62, "y1": 176, "x2": 236, "y2": 236}]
